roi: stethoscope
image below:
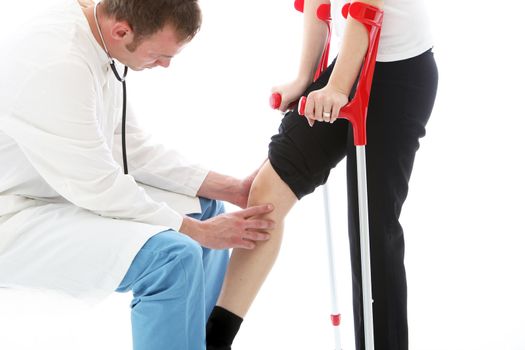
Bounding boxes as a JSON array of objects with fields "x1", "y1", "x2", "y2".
[{"x1": 94, "y1": 3, "x2": 129, "y2": 174}]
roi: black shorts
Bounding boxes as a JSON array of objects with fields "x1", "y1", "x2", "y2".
[
  {"x1": 268, "y1": 49, "x2": 438, "y2": 200},
  {"x1": 268, "y1": 61, "x2": 349, "y2": 199}
]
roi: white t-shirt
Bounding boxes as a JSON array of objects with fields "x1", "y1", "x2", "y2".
[{"x1": 331, "y1": 0, "x2": 434, "y2": 62}]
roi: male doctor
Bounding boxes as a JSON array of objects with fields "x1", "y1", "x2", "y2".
[{"x1": 0, "y1": 0, "x2": 274, "y2": 349}]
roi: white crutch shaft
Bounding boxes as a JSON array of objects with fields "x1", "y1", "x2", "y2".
[
  {"x1": 356, "y1": 146, "x2": 375, "y2": 350},
  {"x1": 322, "y1": 184, "x2": 342, "y2": 350}
]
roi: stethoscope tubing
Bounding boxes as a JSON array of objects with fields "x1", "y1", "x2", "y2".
[{"x1": 110, "y1": 62, "x2": 129, "y2": 174}]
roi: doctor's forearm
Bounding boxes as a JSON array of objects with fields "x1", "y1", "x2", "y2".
[
  {"x1": 179, "y1": 216, "x2": 205, "y2": 243},
  {"x1": 197, "y1": 171, "x2": 244, "y2": 207}
]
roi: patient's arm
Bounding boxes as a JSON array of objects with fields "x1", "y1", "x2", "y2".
[{"x1": 216, "y1": 160, "x2": 297, "y2": 317}]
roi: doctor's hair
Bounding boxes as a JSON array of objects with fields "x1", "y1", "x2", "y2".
[{"x1": 101, "y1": 0, "x2": 201, "y2": 48}]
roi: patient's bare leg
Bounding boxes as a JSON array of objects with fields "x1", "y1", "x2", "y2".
[
  {"x1": 206, "y1": 160, "x2": 297, "y2": 349},
  {"x1": 217, "y1": 159, "x2": 297, "y2": 316}
]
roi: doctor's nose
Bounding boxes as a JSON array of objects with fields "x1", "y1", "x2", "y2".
[{"x1": 157, "y1": 58, "x2": 171, "y2": 68}]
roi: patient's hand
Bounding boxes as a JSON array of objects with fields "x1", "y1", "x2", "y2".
[{"x1": 271, "y1": 77, "x2": 311, "y2": 112}]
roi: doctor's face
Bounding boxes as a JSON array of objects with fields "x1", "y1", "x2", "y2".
[{"x1": 118, "y1": 25, "x2": 188, "y2": 71}]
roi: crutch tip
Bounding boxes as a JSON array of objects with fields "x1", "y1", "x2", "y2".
[{"x1": 331, "y1": 314, "x2": 341, "y2": 326}]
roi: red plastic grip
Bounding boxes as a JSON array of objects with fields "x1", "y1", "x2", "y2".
[
  {"x1": 298, "y1": 96, "x2": 307, "y2": 115},
  {"x1": 331, "y1": 314, "x2": 341, "y2": 326},
  {"x1": 294, "y1": 0, "x2": 304, "y2": 12},
  {"x1": 296, "y1": 0, "x2": 332, "y2": 19},
  {"x1": 317, "y1": 3, "x2": 331, "y2": 21},
  {"x1": 269, "y1": 93, "x2": 282, "y2": 110},
  {"x1": 295, "y1": 0, "x2": 331, "y2": 17}
]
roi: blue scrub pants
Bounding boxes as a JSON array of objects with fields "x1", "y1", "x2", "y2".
[{"x1": 115, "y1": 198, "x2": 229, "y2": 350}]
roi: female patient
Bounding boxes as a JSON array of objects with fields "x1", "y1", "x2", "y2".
[{"x1": 206, "y1": 0, "x2": 438, "y2": 349}]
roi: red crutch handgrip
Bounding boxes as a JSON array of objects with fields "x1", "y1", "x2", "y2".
[
  {"x1": 269, "y1": 92, "x2": 299, "y2": 111},
  {"x1": 298, "y1": 2, "x2": 383, "y2": 146},
  {"x1": 269, "y1": 92, "x2": 282, "y2": 110}
]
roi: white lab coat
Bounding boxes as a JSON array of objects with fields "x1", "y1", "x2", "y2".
[{"x1": 0, "y1": 0, "x2": 208, "y2": 302}]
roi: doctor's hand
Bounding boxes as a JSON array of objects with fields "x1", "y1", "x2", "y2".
[
  {"x1": 228, "y1": 169, "x2": 257, "y2": 209},
  {"x1": 234, "y1": 163, "x2": 267, "y2": 209},
  {"x1": 180, "y1": 204, "x2": 275, "y2": 250},
  {"x1": 303, "y1": 85, "x2": 349, "y2": 127}
]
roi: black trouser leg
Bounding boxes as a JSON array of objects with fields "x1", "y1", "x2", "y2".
[{"x1": 347, "y1": 50, "x2": 438, "y2": 350}]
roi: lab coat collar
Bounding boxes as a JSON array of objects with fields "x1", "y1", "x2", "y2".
[{"x1": 73, "y1": 0, "x2": 113, "y2": 79}]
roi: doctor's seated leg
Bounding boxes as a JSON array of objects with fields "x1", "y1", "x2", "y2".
[
  {"x1": 189, "y1": 198, "x2": 230, "y2": 318},
  {"x1": 116, "y1": 198, "x2": 229, "y2": 350}
]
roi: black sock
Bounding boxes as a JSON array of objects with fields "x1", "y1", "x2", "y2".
[{"x1": 206, "y1": 306, "x2": 243, "y2": 350}]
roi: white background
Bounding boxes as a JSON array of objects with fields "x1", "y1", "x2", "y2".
[{"x1": 1, "y1": 0, "x2": 525, "y2": 349}]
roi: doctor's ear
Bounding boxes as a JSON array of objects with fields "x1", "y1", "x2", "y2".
[{"x1": 110, "y1": 21, "x2": 134, "y2": 43}]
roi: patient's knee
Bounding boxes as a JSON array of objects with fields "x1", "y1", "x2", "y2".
[{"x1": 249, "y1": 177, "x2": 295, "y2": 233}]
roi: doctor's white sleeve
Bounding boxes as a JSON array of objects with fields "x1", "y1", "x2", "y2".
[
  {"x1": 112, "y1": 105, "x2": 209, "y2": 197},
  {"x1": 2, "y1": 61, "x2": 186, "y2": 230}
]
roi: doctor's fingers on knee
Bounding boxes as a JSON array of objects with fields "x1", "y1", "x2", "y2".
[
  {"x1": 244, "y1": 230, "x2": 272, "y2": 245},
  {"x1": 240, "y1": 215, "x2": 276, "y2": 231},
  {"x1": 231, "y1": 230, "x2": 272, "y2": 249},
  {"x1": 231, "y1": 238, "x2": 256, "y2": 250},
  {"x1": 233, "y1": 203, "x2": 275, "y2": 220},
  {"x1": 235, "y1": 219, "x2": 281, "y2": 249}
]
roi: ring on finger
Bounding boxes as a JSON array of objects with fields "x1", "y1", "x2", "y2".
[{"x1": 322, "y1": 111, "x2": 331, "y2": 118}]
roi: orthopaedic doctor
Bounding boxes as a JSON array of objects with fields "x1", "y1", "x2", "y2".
[{"x1": 0, "y1": 0, "x2": 274, "y2": 349}]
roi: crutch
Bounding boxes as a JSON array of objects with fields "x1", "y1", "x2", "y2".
[
  {"x1": 269, "y1": 1, "x2": 342, "y2": 349},
  {"x1": 298, "y1": 3, "x2": 384, "y2": 350}
]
